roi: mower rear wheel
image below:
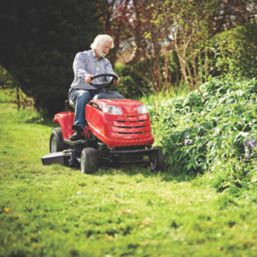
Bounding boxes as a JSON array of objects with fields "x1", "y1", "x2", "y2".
[
  {"x1": 80, "y1": 147, "x2": 99, "y2": 174},
  {"x1": 49, "y1": 127, "x2": 65, "y2": 153},
  {"x1": 150, "y1": 147, "x2": 165, "y2": 172}
]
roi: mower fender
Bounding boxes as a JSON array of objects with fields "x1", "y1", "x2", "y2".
[{"x1": 53, "y1": 112, "x2": 74, "y2": 139}]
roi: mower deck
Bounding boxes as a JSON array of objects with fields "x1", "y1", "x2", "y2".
[
  {"x1": 42, "y1": 142, "x2": 160, "y2": 166},
  {"x1": 41, "y1": 151, "x2": 71, "y2": 165}
]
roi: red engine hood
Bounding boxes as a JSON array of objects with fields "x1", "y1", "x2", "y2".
[
  {"x1": 92, "y1": 99, "x2": 144, "y2": 115},
  {"x1": 87, "y1": 99, "x2": 154, "y2": 147}
]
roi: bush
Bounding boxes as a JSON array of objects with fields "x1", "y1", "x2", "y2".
[
  {"x1": 151, "y1": 76, "x2": 257, "y2": 188},
  {"x1": 115, "y1": 52, "x2": 180, "y2": 98},
  {"x1": 208, "y1": 23, "x2": 257, "y2": 79},
  {"x1": 115, "y1": 61, "x2": 154, "y2": 99}
]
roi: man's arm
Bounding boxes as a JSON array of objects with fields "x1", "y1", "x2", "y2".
[
  {"x1": 105, "y1": 59, "x2": 119, "y2": 84},
  {"x1": 73, "y1": 52, "x2": 92, "y2": 83}
]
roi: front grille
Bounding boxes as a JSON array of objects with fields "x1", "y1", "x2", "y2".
[
  {"x1": 115, "y1": 131, "x2": 145, "y2": 134},
  {"x1": 110, "y1": 118, "x2": 150, "y2": 136}
]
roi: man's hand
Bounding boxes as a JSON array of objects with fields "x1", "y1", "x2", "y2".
[
  {"x1": 114, "y1": 77, "x2": 120, "y2": 86},
  {"x1": 85, "y1": 74, "x2": 93, "y2": 84}
]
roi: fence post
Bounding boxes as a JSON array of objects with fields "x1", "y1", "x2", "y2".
[{"x1": 16, "y1": 85, "x2": 21, "y2": 111}]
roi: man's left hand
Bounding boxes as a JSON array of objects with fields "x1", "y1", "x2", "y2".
[{"x1": 114, "y1": 77, "x2": 120, "y2": 85}]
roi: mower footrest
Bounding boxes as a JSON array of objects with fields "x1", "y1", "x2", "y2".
[
  {"x1": 41, "y1": 152, "x2": 71, "y2": 165},
  {"x1": 64, "y1": 139, "x2": 87, "y2": 146}
]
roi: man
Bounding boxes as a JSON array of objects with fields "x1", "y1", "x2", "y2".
[{"x1": 69, "y1": 34, "x2": 118, "y2": 141}]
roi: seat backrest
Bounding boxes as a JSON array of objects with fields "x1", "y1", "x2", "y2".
[
  {"x1": 64, "y1": 99, "x2": 75, "y2": 111},
  {"x1": 69, "y1": 99, "x2": 75, "y2": 108}
]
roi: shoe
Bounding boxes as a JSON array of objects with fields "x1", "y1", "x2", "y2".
[
  {"x1": 72, "y1": 125, "x2": 84, "y2": 132},
  {"x1": 69, "y1": 125, "x2": 84, "y2": 141},
  {"x1": 69, "y1": 131, "x2": 83, "y2": 141}
]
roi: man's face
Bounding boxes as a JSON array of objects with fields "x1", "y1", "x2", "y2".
[{"x1": 97, "y1": 41, "x2": 112, "y2": 57}]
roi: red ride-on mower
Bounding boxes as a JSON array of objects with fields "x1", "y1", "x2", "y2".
[{"x1": 42, "y1": 74, "x2": 165, "y2": 173}]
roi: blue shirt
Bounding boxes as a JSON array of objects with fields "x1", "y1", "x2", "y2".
[{"x1": 70, "y1": 50, "x2": 116, "y2": 90}]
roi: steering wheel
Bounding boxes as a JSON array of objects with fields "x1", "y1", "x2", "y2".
[{"x1": 90, "y1": 73, "x2": 118, "y2": 89}]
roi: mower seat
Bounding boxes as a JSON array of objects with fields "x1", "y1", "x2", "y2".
[
  {"x1": 69, "y1": 99, "x2": 75, "y2": 108},
  {"x1": 65, "y1": 99, "x2": 75, "y2": 111}
]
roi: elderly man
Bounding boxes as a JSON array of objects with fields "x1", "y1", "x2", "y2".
[{"x1": 69, "y1": 34, "x2": 118, "y2": 141}]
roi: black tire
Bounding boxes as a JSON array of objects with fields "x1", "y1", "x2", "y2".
[
  {"x1": 49, "y1": 127, "x2": 65, "y2": 153},
  {"x1": 149, "y1": 147, "x2": 165, "y2": 172},
  {"x1": 80, "y1": 147, "x2": 99, "y2": 174}
]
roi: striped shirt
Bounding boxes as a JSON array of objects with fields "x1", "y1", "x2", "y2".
[{"x1": 70, "y1": 50, "x2": 116, "y2": 90}]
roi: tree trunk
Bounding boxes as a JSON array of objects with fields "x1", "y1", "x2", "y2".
[
  {"x1": 186, "y1": 61, "x2": 194, "y2": 90},
  {"x1": 204, "y1": 46, "x2": 209, "y2": 82},
  {"x1": 163, "y1": 55, "x2": 170, "y2": 90}
]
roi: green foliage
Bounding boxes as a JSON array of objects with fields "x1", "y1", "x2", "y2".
[
  {"x1": 115, "y1": 61, "x2": 154, "y2": 98},
  {"x1": 209, "y1": 23, "x2": 257, "y2": 79},
  {"x1": 0, "y1": 0, "x2": 101, "y2": 116},
  {"x1": 115, "y1": 53, "x2": 180, "y2": 98},
  {"x1": 0, "y1": 86, "x2": 35, "y2": 112},
  {"x1": 151, "y1": 77, "x2": 257, "y2": 188},
  {"x1": 0, "y1": 89, "x2": 16, "y2": 103},
  {"x1": 0, "y1": 66, "x2": 16, "y2": 88}
]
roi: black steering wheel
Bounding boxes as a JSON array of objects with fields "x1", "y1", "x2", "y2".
[{"x1": 90, "y1": 73, "x2": 118, "y2": 89}]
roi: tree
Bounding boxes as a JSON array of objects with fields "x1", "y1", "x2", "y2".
[
  {"x1": 0, "y1": 0, "x2": 101, "y2": 116},
  {"x1": 96, "y1": 0, "x2": 131, "y2": 64},
  {"x1": 100, "y1": 0, "x2": 170, "y2": 92},
  {"x1": 103, "y1": 0, "x2": 257, "y2": 90},
  {"x1": 212, "y1": 0, "x2": 257, "y2": 33}
]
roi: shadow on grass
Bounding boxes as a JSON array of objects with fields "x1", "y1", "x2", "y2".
[
  {"x1": 24, "y1": 117, "x2": 55, "y2": 127},
  {"x1": 14, "y1": 107, "x2": 56, "y2": 128},
  {"x1": 42, "y1": 156, "x2": 199, "y2": 183},
  {"x1": 92, "y1": 162, "x2": 198, "y2": 183},
  {"x1": 20, "y1": 114, "x2": 59, "y2": 128}
]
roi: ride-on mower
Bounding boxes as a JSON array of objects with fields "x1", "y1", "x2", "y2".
[{"x1": 42, "y1": 74, "x2": 165, "y2": 173}]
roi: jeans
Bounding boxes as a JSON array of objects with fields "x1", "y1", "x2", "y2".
[{"x1": 69, "y1": 88, "x2": 98, "y2": 129}]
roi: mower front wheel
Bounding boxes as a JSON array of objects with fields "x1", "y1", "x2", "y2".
[
  {"x1": 149, "y1": 148, "x2": 165, "y2": 172},
  {"x1": 80, "y1": 147, "x2": 99, "y2": 174},
  {"x1": 49, "y1": 127, "x2": 65, "y2": 153}
]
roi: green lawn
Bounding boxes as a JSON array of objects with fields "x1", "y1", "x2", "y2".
[{"x1": 0, "y1": 96, "x2": 257, "y2": 257}]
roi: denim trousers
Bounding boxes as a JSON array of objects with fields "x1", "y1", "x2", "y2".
[{"x1": 69, "y1": 88, "x2": 98, "y2": 129}]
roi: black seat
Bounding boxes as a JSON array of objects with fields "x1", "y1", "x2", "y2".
[
  {"x1": 67, "y1": 88, "x2": 76, "y2": 111},
  {"x1": 65, "y1": 99, "x2": 75, "y2": 111},
  {"x1": 69, "y1": 99, "x2": 75, "y2": 108}
]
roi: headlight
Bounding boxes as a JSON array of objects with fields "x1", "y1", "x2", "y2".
[
  {"x1": 137, "y1": 104, "x2": 148, "y2": 114},
  {"x1": 103, "y1": 104, "x2": 123, "y2": 115}
]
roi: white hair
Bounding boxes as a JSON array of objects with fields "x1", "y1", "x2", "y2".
[{"x1": 90, "y1": 34, "x2": 114, "y2": 50}]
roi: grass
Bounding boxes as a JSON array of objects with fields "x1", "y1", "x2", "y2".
[
  {"x1": 0, "y1": 90, "x2": 257, "y2": 257},
  {"x1": 0, "y1": 88, "x2": 16, "y2": 103}
]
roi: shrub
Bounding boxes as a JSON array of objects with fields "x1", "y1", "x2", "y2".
[
  {"x1": 208, "y1": 23, "x2": 257, "y2": 79},
  {"x1": 115, "y1": 53, "x2": 180, "y2": 98},
  {"x1": 150, "y1": 76, "x2": 257, "y2": 188},
  {"x1": 115, "y1": 61, "x2": 154, "y2": 99}
]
